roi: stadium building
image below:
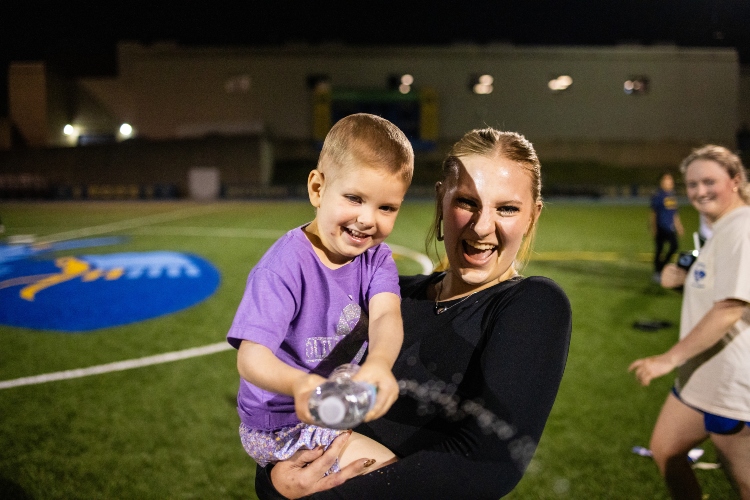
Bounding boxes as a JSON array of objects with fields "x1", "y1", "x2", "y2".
[{"x1": 1, "y1": 42, "x2": 746, "y2": 198}]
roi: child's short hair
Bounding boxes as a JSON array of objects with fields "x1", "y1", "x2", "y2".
[{"x1": 318, "y1": 113, "x2": 414, "y2": 184}]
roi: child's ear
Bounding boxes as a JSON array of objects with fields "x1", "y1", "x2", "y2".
[{"x1": 308, "y1": 169, "x2": 325, "y2": 208}]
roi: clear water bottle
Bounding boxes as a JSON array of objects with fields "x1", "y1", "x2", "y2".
[{"x1": 308, "y1": 364, "x2": 377, "y2": 429}]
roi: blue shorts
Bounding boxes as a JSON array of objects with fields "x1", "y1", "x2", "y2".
[{"x1": 672, "y1": 387, "x2": 750, "y2": 435}]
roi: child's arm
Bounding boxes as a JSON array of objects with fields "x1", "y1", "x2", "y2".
[
  {"x1": 237, "y1": 340, "x2": 326, "y2": 423},
  {"x1": 353, "y1": 291, "x2": 403, "y2": 421}
]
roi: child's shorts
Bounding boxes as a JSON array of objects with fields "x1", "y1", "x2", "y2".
[{"x1": 239, "y1": 421, "x2": 345, "y2": 473}]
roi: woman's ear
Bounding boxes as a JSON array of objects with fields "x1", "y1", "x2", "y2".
[
  {"x1": 731, "y1": 174, "x2": 742, "y2": 192},
  {"x1": 308, "y1": 170, "x2": 325, "y2": 208},
  {"x1": 525, "y1": 202, "x2": 543, "y2": 236}
]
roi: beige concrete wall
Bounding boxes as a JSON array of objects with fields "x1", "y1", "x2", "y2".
[
  {"x1": 9, "y1": 63, "x2": 48, "y2": 147},
  {"x1": 93, "y1": 43, "x2": 737, "y2": 150},
  {"x1": 740, "y1": 66, "x2": 750, "y2": 129},
  {"x1": 0, "y1": 134, "x2": 271, "y2": 194},
  {"x1": 13, "y1": 43, "x2": 740, "y2": 168},
  {"x1": 0, "y1": 118, "x2": 10, "y2": 151},
  {"x1": 533, "y1": 138, "x2": 701, "y2": 168}
]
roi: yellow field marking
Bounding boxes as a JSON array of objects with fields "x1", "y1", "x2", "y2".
[{"x1": 533, "y1": 251, "x2": 654, "y2": 262}]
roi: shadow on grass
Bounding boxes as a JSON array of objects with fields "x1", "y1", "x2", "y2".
[{"x1": 0, "y1": 477, "x2": 33, "y2": 500}]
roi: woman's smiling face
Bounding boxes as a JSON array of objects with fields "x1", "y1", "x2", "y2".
[
  {"x1": 441, "y1": 154, "x2": 541, "y2": 293},
  {"x1": 685, "y1": 159, "x2": 742, "y2": 223}
]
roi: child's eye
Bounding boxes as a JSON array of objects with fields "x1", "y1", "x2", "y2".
[
  {"x1": 345, "y1": 195, "x2": 362, "y2": 204},
  {"x1": 380, "y1": 205, "x2": 399, "y2": 213}
]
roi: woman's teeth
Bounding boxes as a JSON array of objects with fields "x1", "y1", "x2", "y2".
[
  {"x1": 464, "y1": 240, "x2": 496, "y2": 256},
  {"x1": 466, "y1": 241, "x2": 495, "y2": 251}
]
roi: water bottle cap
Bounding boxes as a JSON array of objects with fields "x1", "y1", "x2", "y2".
[{"x1": 318, "y1": 396, "x2": 346, "y2": 425}]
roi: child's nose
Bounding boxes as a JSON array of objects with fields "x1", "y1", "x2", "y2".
[{"x1": 356, "y1": 208, "x2": 376, "y2": 227}]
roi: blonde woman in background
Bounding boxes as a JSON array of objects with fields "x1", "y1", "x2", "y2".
[{"x1": 630, "y1": 145, "x2": 750, "y2": 499}]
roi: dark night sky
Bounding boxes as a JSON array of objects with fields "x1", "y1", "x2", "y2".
[{"x1": 1, "y1": 0, "x2": 749, "y2": 114}]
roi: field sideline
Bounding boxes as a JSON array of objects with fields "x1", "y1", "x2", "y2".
[{"x1": 0, "y1": 200, "x2": 737, "y2": 499}]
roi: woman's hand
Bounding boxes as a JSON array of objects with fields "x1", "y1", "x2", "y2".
[
  {"x1": 628, "y1": 353, "x2": 678, "y2": 386},
  {"x1": 660, "y1": 263, "x2": 687, "y2": 289},
  {"x1": 293, "y1": 373, "x2": 327, "y2": 424},
  {"x1": 353, "y1": 358, "x2": 399, "y2": 421},
  {"x1": 269, "y1": 432, "x2": 370, "y2": 499}
]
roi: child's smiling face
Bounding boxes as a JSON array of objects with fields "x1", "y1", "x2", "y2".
[{"x1": 306, "y1": 160, "x2": 409, "y2": 267}]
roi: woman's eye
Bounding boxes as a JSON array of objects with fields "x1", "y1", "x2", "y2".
[
  {"x1": 498, "y1": 206, "x2": 519, "y2": 216},
  {"x1": 456, "y1": 198, "x2": 475, "y2": 209}
]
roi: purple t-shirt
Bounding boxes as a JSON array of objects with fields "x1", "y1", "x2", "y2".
[{"x1": 227, "y1": 226, "x2": 400, "y2": 430}]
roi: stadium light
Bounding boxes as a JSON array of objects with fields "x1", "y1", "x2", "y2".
[
  {"x1": 548, "y1": 75, "x2": 573, "y2": 91},
  {"x1": 119, "y1": 123, "x2": 133, "y2": 138},
  {"x1": 391, "y1": 74, "x2": 413, "y2": 94},
  {"x1": 471, "y1": 74, "x2": 494, "y2": 94},
  {"x1": 624, "y1": 76, "x2": 649, "y2": 95}
]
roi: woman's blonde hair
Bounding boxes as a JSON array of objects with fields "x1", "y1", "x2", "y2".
[
  {"x1": 679, "y1": 144, "x2": 750, "y2": 203},
  {"x1": 426, "y1": 128, "x2": 543, "y2": 270}
]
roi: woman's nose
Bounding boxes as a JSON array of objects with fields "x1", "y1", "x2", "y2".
[{"x1": 472, "y1": 209, "x2": 493, "y2": 235}]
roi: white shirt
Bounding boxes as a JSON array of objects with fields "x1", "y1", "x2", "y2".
[{"x1": 677, "y1": 205, "x2": 750, "y2": 421}]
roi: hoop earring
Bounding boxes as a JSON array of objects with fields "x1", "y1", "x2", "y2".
[{"x1": 436, "y1": 216, "x2": 444, "y2": 241}]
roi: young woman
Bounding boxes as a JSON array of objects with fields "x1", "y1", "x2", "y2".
[
  {"x1": 254, "y1": 128, "x2": 572, "y2": 499},
  {"x1": 630, "y1": 145, "x2": 750, "y2": 499}
]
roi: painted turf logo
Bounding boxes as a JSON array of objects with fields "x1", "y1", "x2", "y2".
[{"x1": 0, "y1": 240, "x2": 220, "y2": 332}]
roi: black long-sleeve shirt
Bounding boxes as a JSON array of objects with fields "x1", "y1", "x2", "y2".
[{"x1": 256, "y1": 273, "x2": 572, "y2": 499}]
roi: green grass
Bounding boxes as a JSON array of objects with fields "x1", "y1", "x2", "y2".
[{"x1": 0, "y1": 200, "x2": 738, "y2": 499}]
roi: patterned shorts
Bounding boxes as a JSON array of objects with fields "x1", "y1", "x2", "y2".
[{"x1": 239, "y1": 422, "x2": 345, "y2": 473}]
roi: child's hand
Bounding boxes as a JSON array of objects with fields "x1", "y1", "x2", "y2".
[
  {"x1": 353, "y1": 358, "x2": 399, "y2": 421},
  {"x1": 292, "y1": 373, "x2": 327, "y2": 424}
]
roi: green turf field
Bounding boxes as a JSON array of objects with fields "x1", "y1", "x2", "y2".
[{"x1": 0, "y1": 200, "x2": 738, "y2": 499}]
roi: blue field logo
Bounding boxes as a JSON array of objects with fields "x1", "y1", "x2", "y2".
[{"x1": 0, "y1": 240, "x2": 220, "y2": 332}]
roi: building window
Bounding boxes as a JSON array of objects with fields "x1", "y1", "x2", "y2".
[
  {"x1": 548, "y1": 75, "x2": 573, "y2": 92},
  {"x1": 225, "y1": 75, "x2": 251, "y2": 93},
  {"x1": 470, "y1": 74, "x2": 494, "y2": 94},
  {"x1": 388, "y1": 74, "x2": 414, "y2": 94},
  {"x1": 307, "y1": 74, "x2": 331, "y2": 92},
  {"x1": 624, "y1": 76, "x2": 649, "y2": 95}
]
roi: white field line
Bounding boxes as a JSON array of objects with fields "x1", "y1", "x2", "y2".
[
  {"x1": 131, "y1": 226, "x2": 285, "y2": 239},
  {"x1": 0, "y1": 342, "x2": 234, "y2": 390},
  {"x1": 389, "y1": 244, "x2": 434, "y2": 275},
  {"x1": 38, "y1": 204, "x2": 229, "y2": 244}
]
